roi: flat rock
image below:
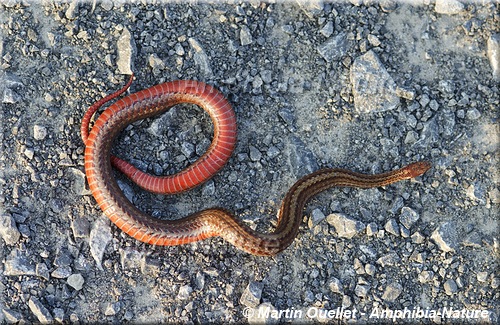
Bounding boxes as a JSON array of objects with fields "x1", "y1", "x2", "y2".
[
  {"x1": 399, "y1": 207, "x2": 420, "y2": 229},
  {"x1": 384, "y1": 218, "x2": 400, "y2": 237},
  {"x1": 240, "y1": 25, "x2": 253, "y2": 46},
  {"x1": 435, "y1": 0, "x2": 464, "y2": 15},
  {"x1": 116, "y1": 27, "x2": 135, "y2": 75},
  {"x1": 4, "y1": 248, "x2": 36, "y2": 276},
  {"x1": 318, "y1": 32, "x2": 351, "y2": 62},
  {"x1": 487, "y1": 33, "x2": 500, "y2": 81},
  {"x1": 350, "y1": 50, "x2": 400, "y2": 113},
  {"x1": 67, "y1": 273, "x2": 85, "y2": 290},
  {"x1": 240, "y1": 281, "x2": 263, "y2": 308},
  {"x1": 89, "y1": 217, "x2": 112, "y2": 270},
  {"x1": 28, "y1": 297, "x2": 53, "y2": 324},
  {"x1": 382, "y1": 282, "x2": 403, "y2": 302},
  {"x1": 0, "y1": 213, "x2": 21, "y2": 245},
  {"x1": 2, "y1": 309, "x2": 24, "y2": 323},
  {"x1": 326, "y1": 213, "x2": 365, "y2": 239},
  {"x1": 189, "y1": 38, "x2": 212, "y2": 77},
  {"x1": 431, "y1": 222, "x2": 458, "y2": 252}
]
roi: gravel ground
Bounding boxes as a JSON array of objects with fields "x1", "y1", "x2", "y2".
[{"x1": 1, "y1": 0, "x2": 499, "y2": 323}]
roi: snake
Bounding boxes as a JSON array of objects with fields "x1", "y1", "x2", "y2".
[{"x1": 81, "y1": 74, "x2": 431, "y2": 256}]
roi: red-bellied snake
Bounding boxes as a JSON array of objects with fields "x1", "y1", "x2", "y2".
[{"x1": 81, "y1": 74, "x2": 431, "y2": 256}]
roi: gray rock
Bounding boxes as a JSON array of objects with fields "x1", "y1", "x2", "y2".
[
  {"x1": 67, "y1": 167, "x2": 89, "y2": 196},
  {"x1": 400, "y1": 226, "x2": 410, "y2": 238},
  {"x1": 366, "y1": 222, "x2": 378, "y2": 236},
  {"x1": 181, "y1": 142, "x2": 195, "y2": 158},
  {"x1": 3, "y1": 309, "x2": 24, "y2": 323},
  {"x1": 399, "y1": 207, "x2": 420, "y2": 229},
  {"x1": 71, "y1": 217, "x2": 90, "y2": 238},
  {"x1": 195, "y1": 271, "x2": 205, "y2": 290},
  {"x1": 120, "y1": 247, "x2": 143, "y2": 269},
  {"x1": 28, "y1": 297, "x2": 54, "y2": 324},
  {"x1": 0, "y1": 72, "x2": 24, "y2": 104},
  {"x1": 395, "y1": 86, "x2": 415, "y2": 100},
  {"x1": 326, "y1": 213, "x2": 365, "y2": 239},
  {"x1": 365, "y1": 263, "x2": 376, "y2": 276},
  {"x1": 36, "y1": 263, "x2": 50, "y2": 281},
  {"x1": 104, "y1": 302, "x2": 121, "y2": 316},
  {"x1": 287, "y1": 135, "x2": 318, "y2": 177},
  {"x1": 116, "y1": 178, "x2": 135, "y2": 203},
  {"x1": 489, "y1": 188, "x2": 500, "y2": 204},
  {"x1": 33, "y1": 124, "x2": 47, "y2": 140},
  {"x1": 328, "y1": 277, "x2": 343, "y2": 293},
  {"x1": 54, "y1": 247, "x2": 73, "y2": 267},
  {"x1": 53, "y1": 308, "x2": 65, "y2": 323},
  {"x1": 308, "y1": 208, "x2": 326, "y2": 229},
  {"x1": 320, "y1": 21, "x2": 333, "y2": 38},
  {"x1": 117, "y1": 27, "x2": 135, "y2": 75},
  {"x1": 418, "y1": 270, "x2": 434, "y2": 283},
  {"x1": 189, "y1": 38, "x2": 212, "y2": 77},
  {"x1": 466, "y1": 108, "x2": 481, "y2": 120},
  {"x1": 266, "y1": 145, "x2": 280, "y2": 159},
  {"x1": 252, "y1": 75, "x2": 263, "y2": 93},
  {"x1": 148, "y1": 53, "x2": 165, "y2": 71},
  {"x1": 380, "y1": 0, "x2": 397, "y2": 12},
  {"x1": 176, "y1": 285, "x2": 193, "y2": 300},
  {"x1": 376, "y1": 252, "x2": 401, "y2": 267},
  {"x1": 0, "y1": 213, "x2": 21, "y2": 245},
  {"x1": 260, "y1": 69, "x2": 272, "y2": 84},
  {"x1": 317, "y1": 33, "x2": 351, "y2": 62},
  {"x1": 462, "y1": 231, "x2": 482, "y2": 248},
  {"x1": 354, "y1": 284, "x2": 370, "y2": 298},
  {"x1": 4, "y1": 248, "x2": 36, "y2": 276},
  {"x1": 444, "y1": 279, "x2": 458, "y2": 295},
  {"x1": 65, "y1": 0, "x2": 79, "y2": 20},
  {"x1": 367, "y1": 34, "x2": 381, "y2": 47},
  {"x1": 476, "y1": 271, "x2": 489, "y2": 283},
  {"x1": 67, "y1": 273, "x2": 85, "y2": 290},
  {"x1": 100, "y1": 0, "x2": 113, "y2": 11},
  {"x1": 240, "y1": 25, "x2": 253, "y2": 46},
  {"x1": 141, "y1": 256, "x2": 161, "y2": 275},
  {"x1": 249, "y1": 145, "x2": 262, "y2": 162},
  {"x1": 384, "y1": 218, "x2": 400, "y2": 236},
  {"x1": 89, "y1": 217, "x2": 112, "y2": 270},
  {"x1": 3, "y1": 87, "x2": 21, "y2": 103},
  {"x1": 278, "y1": 108, "x2": 296, "y2": 131},
  {"x1": 435, "y1": 0, "x2": 464, "y2": 15},
  {"x1": 240, "y1": 281, "x2": 263, "y2": 308},
  {"x1": 296, "y1": 0, "x2": 323, "y2": 18},
  {"x1": 350, "y1": 50, "x2": 399, "y2": 113},
  {"x1": 175, "y1": 43, "x2": 185, "y2": 56},
  {"x1": 431, "y1": 222, "x2": 458, "y2": 252},
  {"x1": 487, "y1": 33, "x2": 500, "y2": 81},
  {"x1": 491, "y1": 277, "x2": 499, "y2": 289},
  {"x1": 202, "y1": 180, "x2": 215, "y2": 196},
  {"x1": 382, "y1": 282, "x2": 402, "y2": 302},
  {"x1": 51, "y1": 266, "x2": 72, "y2": 279},
  {"x1": 411, "y1": 231, "x2": 425, "y2": 244}
]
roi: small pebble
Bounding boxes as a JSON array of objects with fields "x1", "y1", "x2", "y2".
[
  {"x1": 67, "y1": 273, "x2": 85, "y2": 290},
  {"x1": 240, "y1": 281, "x2": 263, "y2": 308},
  {"x1": 33, "y1": 125, "x2": 47, "y2": 140}
]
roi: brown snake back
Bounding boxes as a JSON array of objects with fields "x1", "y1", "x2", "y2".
[{"x1": 83, "y1": 76, "x2": 431, "y2": 256}]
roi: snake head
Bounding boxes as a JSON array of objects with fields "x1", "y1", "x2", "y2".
[{"x1": 402, "y1": 161, "x2": 432, "y2": 179}]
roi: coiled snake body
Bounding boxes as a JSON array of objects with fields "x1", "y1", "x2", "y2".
[{"x1": 82, "y1": 75, "x2": 431, "y2": 256}]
